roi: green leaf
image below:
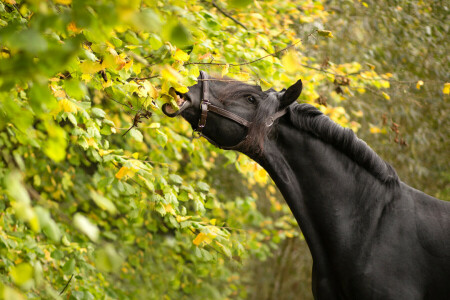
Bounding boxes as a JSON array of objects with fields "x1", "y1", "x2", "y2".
[
  {"x1": 132, "y1": 8, "x2": 162, "y2": 32},
  {"x1": 91, "y1": 107, "x2": 106, "y2": 119},
  {"x1": 197, "y1": 182, "x2": 210, "y2": 192},
  {"x1": 10, "y1": 263, "x2": 34, "y2": 287},
  {"x1": 168, "y1": 22, "x2": 193, "y2": 47},
  {"x1": 73, "y1": 213, "x2": 99, "y2": 242},
  {"x1": 64, "y1": 79, "x2": 87, "y2": 100},
  {"x1": 94, "y1": 244, "x2": 124, "y2": 273},
  {"x1": 62, "y1": 258, "x2": 76, "y2": 275},
  {"x1": 129, "y1": 128, "x2": 143, "y2": 142},
  {"x1": 168, "y1": 174, "x2": 183, "y2": 185},
  {"x1": 90, "y1": 190, "x2": 117, "y2": 215}
]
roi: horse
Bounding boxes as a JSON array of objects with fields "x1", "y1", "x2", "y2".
[{"x1": 162, "y1": 71, "x2": 450, "y2": 299}]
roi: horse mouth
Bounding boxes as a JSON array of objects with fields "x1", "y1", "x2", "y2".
[{"x1": 162, "y1": 92, "x2": 190, "y2": 117}]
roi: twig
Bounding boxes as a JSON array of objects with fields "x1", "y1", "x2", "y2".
[
  {"x1": 211, "y1": 1, "x2": 248, "y2": 30},
  {"x1": 104, "y1": 94, "x2": 140, "y2": 113},
  {"x1": 128, "y1": 76, "x2": 159, "y2": 82},
  {"x1": 13, "y1": 4, "x2": 25, "y2": 19},
  {"x1": 59, "y1": 274, "x2": 74, "y2": 295},
  {"x1": 185, "y1": 40, "x2": 303, "y2": 67}
]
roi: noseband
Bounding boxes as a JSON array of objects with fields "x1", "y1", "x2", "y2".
[{"x1": 194, "y1": 71, "x2": 288, "y2": 150}]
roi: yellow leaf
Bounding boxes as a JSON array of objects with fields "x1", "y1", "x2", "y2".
[
  {"x1": 260, "y1": 79, "x2": 272, "y2": 91},
  {"x1": 115, "y1": 166, "x2": 137, "y2": 180},
  {"x1": 55, "y1": 0, "x2": 72, "y2": 4},
  {"x1": 161, "y1": 66, "x2": 183, "y2": 83},
  {"x1": 381, "y1": 92, "x2": 390, "y2": 100},
  {"x1": 416, "y1": 80, "x2": 424, "y2": 90},
  {"x1": 164, "y1": 204, "x2": 176, "y2": 215},
  {"x1": 443, "y1": 83, "x2": 450, "y2": 95},
  {"x1": 370, "y1": 126, "x2": 382, "y2": 134},
  {"x1": 193, "y1": 232, "x2": 207, "y2": 246},
  {"x1": 317, "y1": 30, "x2": 334, "y2": 38},
  {"x1": 58, "y1": 99, "x2": 79, "y2": 113},
  {"x1": 81, "y1": 73, "x2": 92, "y2": 82},
  {"x1": 254, "y1": 168, "x2": 268, "y2": 184},
  {"x1": 98, "y1": 149, "x2": 114, "y2": 156},
  {"x1": 173, "y1": 49, "x2": 190, "y2": 62},
  {"x1": 176, "y1": 215, "x2": 191, "y2": 222},
  {"x1": 67, "y1": 22, "x2": 81, "y2": 33},
  {"x1": 80, "y1": 61, "x2": 103, "y2": 74},
  {"x1": 5, "y1": 0, "x2": 16, "y2": 4},
  {"x1": 221, "y1": 64, "x2": 229, "y2": 77},
  {"x1": 281, "y1": 50, "x2": 299, "y2": 73},
  {"x1": 210, "y1": 219, "x2": 216, "y2": 226}
]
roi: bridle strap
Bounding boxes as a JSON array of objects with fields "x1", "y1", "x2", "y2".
[
  {"x1": 195, "y1": 70, "x2": 288, "y2": 149},
  {"x1": 207, "y1": 104, "x2": 252, "y2": 127}
]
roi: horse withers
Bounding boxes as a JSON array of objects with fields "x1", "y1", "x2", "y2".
[{"x1": 163, "y1": 71, "x2": 450, "y2": 299}]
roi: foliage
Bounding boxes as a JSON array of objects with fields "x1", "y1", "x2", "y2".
[{"x1": 0, "y1": 0, "x2": 446, "y2": 299}]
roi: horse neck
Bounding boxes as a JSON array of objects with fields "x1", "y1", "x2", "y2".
[{"x1": 249, "y1": 121, "x2": 395, "y2": 260}]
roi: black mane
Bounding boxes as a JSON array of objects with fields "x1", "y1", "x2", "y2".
[{"x1": 288, "y1": 103, "x2": 399, "y2": 183}]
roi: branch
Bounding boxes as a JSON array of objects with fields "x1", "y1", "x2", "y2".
[
  {"x1": 185, "y1": 39, "x2": 303, "y2": 67},
  {"x1": 59, "y1": 274, "x2": 74, "y2": 295},
  {"x1": 211, "y1": 1, "x2": 247, "y2": 30}
]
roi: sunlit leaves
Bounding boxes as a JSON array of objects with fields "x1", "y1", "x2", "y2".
[{"x1": 1, "y1": 0, "x2": 429, "y2": 298}]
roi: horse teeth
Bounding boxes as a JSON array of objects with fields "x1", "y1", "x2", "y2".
[{"x1": 176, "y1": 94, "x2": 185, "y2": 106}]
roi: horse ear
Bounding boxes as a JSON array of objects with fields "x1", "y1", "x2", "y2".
[{"x1": 280, "y1": 79, "x2": 302, "y2": 109}]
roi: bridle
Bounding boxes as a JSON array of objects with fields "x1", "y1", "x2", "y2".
[{"x1": 194, "y1": 71, "x2": 288, "y2": 150}]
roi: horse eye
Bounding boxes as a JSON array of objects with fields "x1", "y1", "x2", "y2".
[{"x1": 246, "y1": 95, "x2": 256, "y2": 104}]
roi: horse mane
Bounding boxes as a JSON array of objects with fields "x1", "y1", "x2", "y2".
[{"x1": 288, "y1": 103, "x2": 399, "y2": 184}]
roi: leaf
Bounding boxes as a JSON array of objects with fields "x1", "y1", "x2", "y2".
[
  {"x1": 168, "y1": 22, "x2": 193, "y2": 47},
  {"x1": 129, "y1": 128, "x2": 143, "y2": 142},
  {"x1": 228, "y1": 0, "x2": 253, "y2": 8},
  {"x1": 370, "y1": 126, "x2": 382, "y2": 134},
  {"x1": 90, "y1": 190, "x2": 117, "y2": 214},
  {"x1": 193, "y1": 232, "x2": 212, "y2": 246},
  {"x1": 91, "y1": 108, "x2": 106, "y2": 118},
  {"x1": 10, "y1": 263, "x2": 34, "y2": 287},
  {"x1": 281, "y1": 50, "x2": 299, "y2": 73},
  {"x1": 55, "y1": 0, "x2": 72, "y2": 4},
  {"x1": 173, "y1": 49, "x2": 190, "y2": 62},
  {"x1": 0, "y1": 283, "x2": 25, "y2": 300},
  {"x1": 115, "y1": 166, "x2": 138, "y2": 180},
  {"x1": 221, "y1": 64, "x2": 229, "y2": 77},
  {"x1": 168, "y1": 174, "x2": 183, "y2": 185},
  {"x1": 80, "y1": 61, "x2": 103, "y2": 74},
  {"x1": 381, "y1": 92, "x2": 390, "y2": 100},
  {"x1": 73, "y1": 213, "x2": 99, "y2": 242},
  {"x1": 443, "y1": 83, "x2": 450, "y2": 95},
  {"x1": 197, "y1": 182, "x2": 210, "y2": 192},
  {"x1": 62, "y1": 258, "x2": 75, "y2": 275},
  {"x1": 94, "y1": 244, "x2": 124, "y2": 273},
  {"x1": 317, "y1": 30, "x2": 334, "y2": 38},
  {"x1": 416, "y1": 80, "x2": 424, "y2": 90}
]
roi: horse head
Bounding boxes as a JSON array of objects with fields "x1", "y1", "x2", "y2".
[{"x1": 162, "y1": 71, "x2": 302, "y2": 153}]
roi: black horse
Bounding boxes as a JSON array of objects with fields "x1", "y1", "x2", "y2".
[{"x1": 163, "y1": 72, "x2": 450, "y2": 299}]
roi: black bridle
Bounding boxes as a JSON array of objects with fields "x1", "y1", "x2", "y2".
[{"x1": 193, "y1": 71, "x2": 288, "y2": 150}]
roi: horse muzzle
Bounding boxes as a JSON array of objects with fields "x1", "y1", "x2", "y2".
[{"x1": 162, "y1": 92, "x2": 191, "y2": 117}]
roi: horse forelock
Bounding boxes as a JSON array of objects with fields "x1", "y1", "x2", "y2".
[{"x1": 240, "y1": 92, "x2": 280, "y2": 154}]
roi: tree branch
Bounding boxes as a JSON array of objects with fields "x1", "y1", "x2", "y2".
[
  {"x1": 185, "y1": 39, "x2": 302, "y2": 67},
  {"x1": 211, "y1": 1, "x2": 247, "y2": 30}
]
